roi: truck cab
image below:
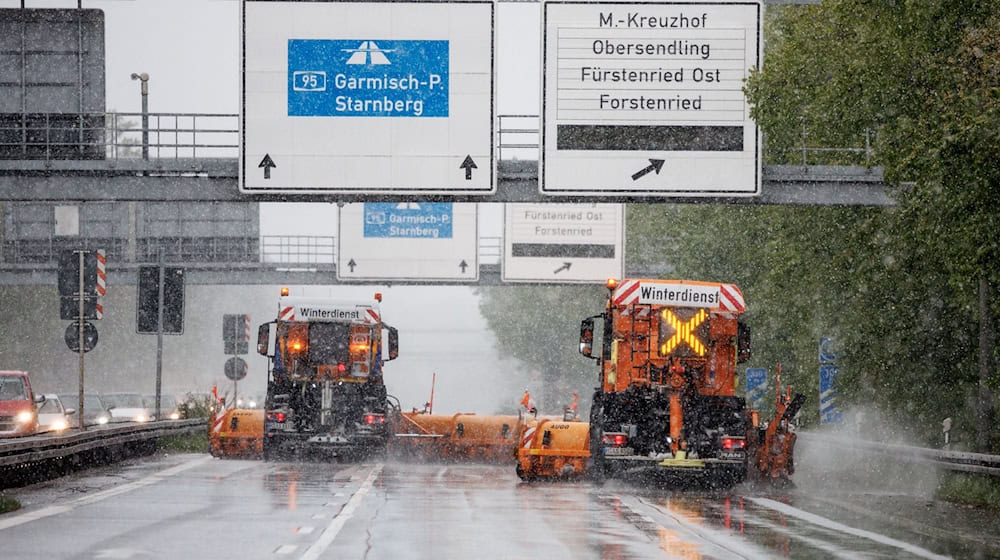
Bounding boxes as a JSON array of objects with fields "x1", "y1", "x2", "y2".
[{"x1": 257, "y1": 291, "x2": 399, "y2": 459}]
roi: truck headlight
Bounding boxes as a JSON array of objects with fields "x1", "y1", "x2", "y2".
[{"x1": 16, "y1": 410, "x2": 34, "y2": 424}]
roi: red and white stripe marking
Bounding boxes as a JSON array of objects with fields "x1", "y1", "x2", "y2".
[
  {"x1": 521, "y1": 425, "x2": 537, "y2": 449},
  {"x1": 366, "y1": 309, "x2": 380, "y2": 324},
  {"x1": 612, "y1": 279, "x2": 642, "y2": 306},
  {"x1": 243, "y1": 314, "x2": 251, "y2": 341},
  {"x1": 95, "y1": 249, "x2": 106, "y2": 296},
  {"x1": 719, "y1": 284, "x2": 746, "y2": 313},
  {"x1": 279, "y1": 306, "x2": 295, "y2": 321},
  {"x1": 95, "y1": 249, "x2": 106, "y2": 319}
]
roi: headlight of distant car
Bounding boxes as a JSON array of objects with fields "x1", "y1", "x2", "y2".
[
  {"x1": 16, "y1": 410, "x2": 34, "y2": 424},
  {"x1": 169, "y1": 412, "x2": 180, "y2": 420},
  {"x1": 248, "y1": 400, "x2": 257, "y2": 409},
  {"x1": 134, "y1": 414, "x2": 149, "y2": 423},
  {"x1": 51, "y1": 419, "x2": 69, "y2": 431},
  {"x1": 96, "y1": 415, "x2": 109, "y2": 425}
]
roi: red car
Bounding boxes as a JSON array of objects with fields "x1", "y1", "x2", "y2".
[{"x1": 0, "y1": 370, "x2": 43, "y2": 437}]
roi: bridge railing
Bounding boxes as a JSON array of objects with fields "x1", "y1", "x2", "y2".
[
  {"x1": 3, "y1": 235, "x2": 505, "y2": 267},
  {"x1": 1, "y1": 111, "x2": 879, "y2": 167}
]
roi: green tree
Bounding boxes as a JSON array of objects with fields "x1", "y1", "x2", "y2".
[{"x1": 746, "y1": 1, "x2": 999, "y2": 450}]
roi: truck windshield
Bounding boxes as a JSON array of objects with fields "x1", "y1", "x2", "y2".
[{"x1": 308, "y1": 322, "x2": 352, "y2": 365}]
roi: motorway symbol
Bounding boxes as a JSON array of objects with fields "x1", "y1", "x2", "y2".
[
  {"x1": 459, "y1": 260, "x2": 468, "y2": 273},
  {"x1": 344, "y1": 41, "x2": 393, "y2": 65},
  {"x1": 553, "y1": 262, "x2": 571, "y2": 274},
  {"x1": 630, "y1": 159, "x2": 665, "y2": 181},
  {"x1": 460, "y1": 155, "x2": 478, "y2": 180},
  {"x1": 348, "y1": 258, "x2": 357, "y2": 272},
  {"x1": 258, "y1": 154, "x2": 276, "y2": 179}
]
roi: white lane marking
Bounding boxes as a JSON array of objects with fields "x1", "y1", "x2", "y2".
[
  {"x1": 311, "y1": 513, "x2": 328, "y2": 520},
  {"x1": 275, "y1": 544, "x2": 298, "y2": 555},
  {"x1": 300, "y1": 463, "x2": 383, "y2": 560},
  {"x1": 296, "y1": 526, "x2": 315, "y2": 535},
  {"x1": 0, "y1": 456, "x2": 211, "y2": 531},
  {"x1": 748, "y1": 497, "x2": 951, "y2": 560}
]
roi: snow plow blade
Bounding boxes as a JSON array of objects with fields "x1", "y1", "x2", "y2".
[
  {"x1": 392, "y1": 412, "x2": 521, "y2": 463},
  {"x1": 209, "y1": 408, "x2": 264, "y2": 458}
]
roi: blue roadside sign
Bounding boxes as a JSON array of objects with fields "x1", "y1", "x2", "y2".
[
  {"x1": 819, "y1": 364, "x2": 844, "y2": 424},
  {"x1": 745, "y1": 367, "x2": 767, "y2": 410},
  {"x1": 288, "y1": 39, "x2": 449, "y2": 117},
  {"x1": 363, "y1": 203, "x2": 453, "y2": 239},
  {"x1": 819, "y1": 336, "x2": 838, "y2": 364}
]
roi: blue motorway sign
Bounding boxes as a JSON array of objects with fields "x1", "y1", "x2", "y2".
[
  {"x1": 363, "y1": 203, "x2": 453, "y2": 239},
  {"x1": 819, "y1": 364, "x2": 844, "y2": 424},
  {"x1": 288, "y1": 39, "x2": 449, "y2": 117},
  {"x1": 745, "y1": 367, "x2": 767, "y2": 409},
  {"x1": 819, "y1": 336, "x2": 838, "y2": 364}
]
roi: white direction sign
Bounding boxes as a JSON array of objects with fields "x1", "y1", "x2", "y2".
[
  {"x1": 503, "y1": 203, "x2": 624, "y2": 283},
  {"x1": 541, "y1": 1, "x2": 762, "y2": 196},
  {"x1": 337, "y1": 203, "x2": 478, "y2": 281},
  {"x1": 241, "y1": 0, "x2": 495, "y2": 195}
]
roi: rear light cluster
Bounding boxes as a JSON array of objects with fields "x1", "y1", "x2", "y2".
[
  {"x1": 267, "y1": 411, "x2": 287, "y2": 423},
  {"x1": 721, "y1": 436, "x2": 746, "y2": 450},
  {"x1": 363, "y1": 413, "x2": 385, "y2": 425},
  {"x1": 602, "y1": 432, "x2": 628, "y2": 447}
]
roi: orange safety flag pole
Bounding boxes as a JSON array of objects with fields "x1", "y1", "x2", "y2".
[
  {"x1": 569, "y1": 392, "x2": 579, "y2": 412},
  {"x1": 429, "y1": 372, "x2": 436, "y2": 415}
]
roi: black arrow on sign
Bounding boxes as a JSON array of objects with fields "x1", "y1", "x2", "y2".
[
  {"x1": 259, "y1": 154, "x2": 277, "y2": 179},
  {"x1": 459, "y1": 155, "x2": 478, "y2": 180},
  {"x1": 348, "y1": 258, "x2": 357, "y2": 272},
  {"x1": 553, "y1": 262, "x2": 572, "y2": 274},
  {"x1": 630, "y1": 158, "x2": 665, "y2": 181},
  {"x1": 459, "y1": 260, "x2": 468, "y2": 273}
]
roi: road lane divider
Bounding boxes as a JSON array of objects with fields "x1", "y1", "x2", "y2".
[{"x1": 299, "y1": 463, "x2": 383, "y2": 560}]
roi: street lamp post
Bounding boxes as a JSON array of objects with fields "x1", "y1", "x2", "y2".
[{"x1": 130, "y1": 72, "x2": 149, "y2": 160}]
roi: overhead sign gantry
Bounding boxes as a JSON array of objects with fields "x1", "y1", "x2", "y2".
[
  {"x1": 240, "y1": 0, "x2": 495, "y2": 195},
  {"x1": 541, "y1": 1, "x2": 762, "y2": 197}
]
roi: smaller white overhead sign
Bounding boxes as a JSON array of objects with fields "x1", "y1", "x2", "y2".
[
  {"x1": 503, "y1": 203, "x2": 624, "y2": 283},
  {"x1": 337, "y1": 203, "x2": 478, "y2": 281}
]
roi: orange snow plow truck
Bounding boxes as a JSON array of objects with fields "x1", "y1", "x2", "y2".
[{"x1": 517, "y1": 279, "x2": 805, "y2": 486}]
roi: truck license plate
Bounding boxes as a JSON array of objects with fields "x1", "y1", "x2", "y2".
[{"x1": 604, "y1": 447, "x2": 634, "y2": 456}]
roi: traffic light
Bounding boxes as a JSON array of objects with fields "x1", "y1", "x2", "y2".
[
  {"x1": 223, "y1": 314, "x2": 249, "y2": 355},
  {"x1": 137, "y1": 266, "x2": 185, "y2": 334},
  {"x1": 58, "y1": 250, "x2": 103, "y2": 320}
]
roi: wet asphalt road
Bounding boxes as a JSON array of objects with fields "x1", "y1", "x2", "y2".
[{"x1": 2, "y1": 451, "x2": 999, "y2": 560}]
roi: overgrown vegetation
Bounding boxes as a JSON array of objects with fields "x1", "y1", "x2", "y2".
[
  {"x1": 938, "y1": 473, "x2": 1000, "y2": 509},
  {"x1": 158, "y1": 431, "x2": 208, "y2": 454},
  {"x1": 0, "y1": 494, "x2": 21, "y2": 514},
  {"x1": 480, "y1": 1, "x2": 999, "y2": 451}
]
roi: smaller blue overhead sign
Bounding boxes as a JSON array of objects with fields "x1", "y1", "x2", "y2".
[
  {"x1": 364, "y1": 203, "x2": 453, "y2": 239},
  {"x1": 288, "y1": 39, "x2": 449, "y2": 118}
]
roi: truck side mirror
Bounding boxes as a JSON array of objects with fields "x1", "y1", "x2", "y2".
[
  {"x1": 386, "y1": 326, "x2": 399, "y2": 361},
  {"x1": 737, "y1": 322, "x2": 752, "y2": 363},
  {"x1": 579, "y1": 318, "x2": 596, "y2": 359},
  {"x1": 257, "y1": 323, "x2": 270, "y2": 356}
]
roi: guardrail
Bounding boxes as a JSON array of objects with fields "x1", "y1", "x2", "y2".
[
  {"x1": 800, "y1": 431, "x2": 1000, "y2": 477},
  {"x1": 0, "y1": 419, "x2": 205, "y2": 488}
]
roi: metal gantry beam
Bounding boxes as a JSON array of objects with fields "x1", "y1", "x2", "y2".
[{"x1": 0, "y1": 158, "x2": 890, "y2": 205}]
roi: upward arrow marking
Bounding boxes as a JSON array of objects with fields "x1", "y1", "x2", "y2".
[
  {"x1": 459, "y1": 156, "x2": 478, "y2": 180},
  {"x1": 258, "y1": 154, "x2": 277, "y2": 179}
]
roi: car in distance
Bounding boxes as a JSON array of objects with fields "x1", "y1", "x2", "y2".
[
  {"x1": 104, "y1": 392, "x2": 152, "y2": 423},
  {"x1": 144, "y1": 394, "x2": 180, "y2": 420},
  {"x1": 36, "y1": 394, "x2": 75, "y2": 433},
  {"x1": 58, "y1": 393, "x2": 111, "y2": 427},
  {"x1": 0, "y1": 371, "x2": 43, "y2": 437}
]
